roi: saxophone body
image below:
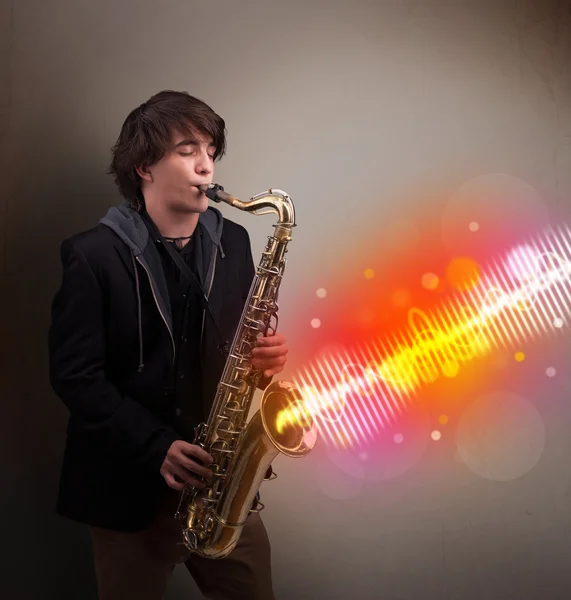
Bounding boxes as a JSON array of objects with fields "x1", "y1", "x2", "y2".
[{"x1": 175, "y1": 184, "x2": 317, "y2": 559}]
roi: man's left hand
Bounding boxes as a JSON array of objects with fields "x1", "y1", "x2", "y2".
[{"x1": 251, "y1": 330, "x2": 288, "y2": 378}]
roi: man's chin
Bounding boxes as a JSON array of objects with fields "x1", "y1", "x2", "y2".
[
  {"x1": 192, "y1": 187, "x2": 210, "y2": 209},
  {"x1": 188, "y1": 193, "x2": 209, "y2": 212},
  {"x1": 170, "y1": 196, "x2": 208, "y2": 214},
  {"x1": 196, "y1": 193, "x2": 210, "y2": 211}
]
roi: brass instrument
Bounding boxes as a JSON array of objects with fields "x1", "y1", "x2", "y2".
[{"x1": 174, "y1": 184, "x2": 317, "y2": 559}]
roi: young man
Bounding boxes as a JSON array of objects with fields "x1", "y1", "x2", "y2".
[{"x1": 48, "y1": 90, "x2": 288, "y2": 600}]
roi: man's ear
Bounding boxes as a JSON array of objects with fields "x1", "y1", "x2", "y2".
[{"x1": 136, "y1": 163, "x2": 153, "y2": 183}]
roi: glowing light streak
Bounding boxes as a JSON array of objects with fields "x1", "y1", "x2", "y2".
[{"x1": 276, "y1": 226, "x2": 571, "y2": 448}]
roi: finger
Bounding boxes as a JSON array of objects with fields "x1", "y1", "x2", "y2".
[
  {"x1": 255, "y1": 328, "x2": 273, "y2": 343},
  {"x1": 257, "y1": 334, "x2": 284, "y2": 346},
  {"x1": 252, "y1": 345, "x2": 288, "y2": 358},
  {"x1": 256, "y1": 333, "x2": 285, "y2": 347},
  {"x1": 178, "y1": 456, "x2": 213, "y2": 480},
  {"x1": 164, "y1": 473, "x2": 185, "y2": 491},
  {"x1": 259, "y1": 360, "x2": 286, "y2": 377},
  {"x1": 171, "y1": 465, "x2": 207, "y2": 488},
  {"x1": 253, "y1": 363, "x2": 285, "y2": 376},
  {"x1": 253, "y1": 354, "x2": 287, "y2": 369},
  {"x1": 252, "y1": 362, "x2": 283, "y2": 375},
  {"x1": 179, "y1": 443, "x2": 213, "y2": 465}
]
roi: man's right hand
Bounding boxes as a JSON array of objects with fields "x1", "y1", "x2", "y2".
[{"x1": 160, "y1": 440, "x2": 214, "y2": 491}]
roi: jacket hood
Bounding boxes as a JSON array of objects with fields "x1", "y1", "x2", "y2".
[
  {"x1": 98, "y1": 200, "x2": 225, "y2": 374},
  {"x1": 99, "y1": 201, "x2": 225, "y2": 257}
]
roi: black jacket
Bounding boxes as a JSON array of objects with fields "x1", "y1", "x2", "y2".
[{"x1": 49, "y1": 202, "x2": 257, "y2": 531}]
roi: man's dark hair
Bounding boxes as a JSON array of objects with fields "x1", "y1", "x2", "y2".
[{"x1": 108, "y1": 90, "x2": 227, "y2": 211}]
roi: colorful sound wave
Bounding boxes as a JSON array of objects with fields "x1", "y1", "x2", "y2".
[{"x1": 277, "y1": 225, "x2": 571, "y2": 448}]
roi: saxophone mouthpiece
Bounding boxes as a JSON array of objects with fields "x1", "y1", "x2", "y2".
[{"x1": 199, "y1": 183, "x2": 226, "y2": 202}]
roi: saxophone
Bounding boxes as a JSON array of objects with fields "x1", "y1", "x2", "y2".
[{"x1": 174, "y1": 184, "x2": 317, "y2": 559}]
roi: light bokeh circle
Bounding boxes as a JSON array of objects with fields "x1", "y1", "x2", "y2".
[
  {"x1": 456, "y1": 391, "x2": 545, "y2": 482},
  {"x1": 324, "y1": 399, "x2": 431, "y2": 483}
]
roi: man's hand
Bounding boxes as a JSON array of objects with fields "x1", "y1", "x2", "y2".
[
  {"x1": 251, "y1": 329, "x2": 289, "y2": 378},
  {"x1": 160, "y1": 440, "x2": 214, "y2": 491}
]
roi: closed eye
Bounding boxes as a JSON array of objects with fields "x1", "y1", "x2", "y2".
[{"x1": 179, "y1": 150, "x2": 215, "y2": 159}]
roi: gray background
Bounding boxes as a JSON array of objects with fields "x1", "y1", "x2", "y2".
[{"x1": 2, "y1": 0, "x2": 571, "y2": 598}]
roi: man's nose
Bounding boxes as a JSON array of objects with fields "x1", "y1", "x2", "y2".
[{"x1": 195, "y1": 152, "x2": 213, "y2": 175}]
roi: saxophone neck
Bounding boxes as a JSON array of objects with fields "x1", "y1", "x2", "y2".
[{"x1": 200, "y1": 184, "x2": 296, "y2": 228}]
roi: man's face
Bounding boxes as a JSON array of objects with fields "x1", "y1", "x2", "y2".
[{"x1": 143, "y1": 127, "x2": 216, "y2": 213}]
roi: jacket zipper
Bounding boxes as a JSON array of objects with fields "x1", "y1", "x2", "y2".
[{"x1": 136, "y1": 256, "x2": 176, "y2": 364}]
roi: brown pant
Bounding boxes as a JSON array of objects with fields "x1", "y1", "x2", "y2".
[{"x1": 90, "y1": 491, "x2": 275, "y2": 600}]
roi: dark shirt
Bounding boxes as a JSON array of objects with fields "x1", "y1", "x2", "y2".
[{"x1": 153, "y1": 224, "x2": 207, "y2": 441}]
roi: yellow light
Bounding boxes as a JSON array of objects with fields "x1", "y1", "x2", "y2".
[
  {"x1": 439, "y1": 415, "x2": 449, "y2": 425},
  {"x1": 364, "y1": 268, "x2": 375, "y2": 279},
  {"x1": 275, "y1": 400, "x2": 313, "y2": 435},
  {"x1": 441, "y1": 360, "x2": 460, "y2": 378},
  {"x1": 277, "y1": 226, "x2": 571, "y2": 448}
]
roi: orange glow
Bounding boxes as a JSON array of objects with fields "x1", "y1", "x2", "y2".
[
  {"x1": 276, "y1": 225, "x2": 571, "y2": 448},
  {"x1": 392, "y1": 289, "x2": 412, "y2": 308},
  {"x1": 446, "y1": 256, "x2": 481, "y2": 291},
  {"x1": 421, "y1": 272, "x2": 440, "y2": 290}
]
